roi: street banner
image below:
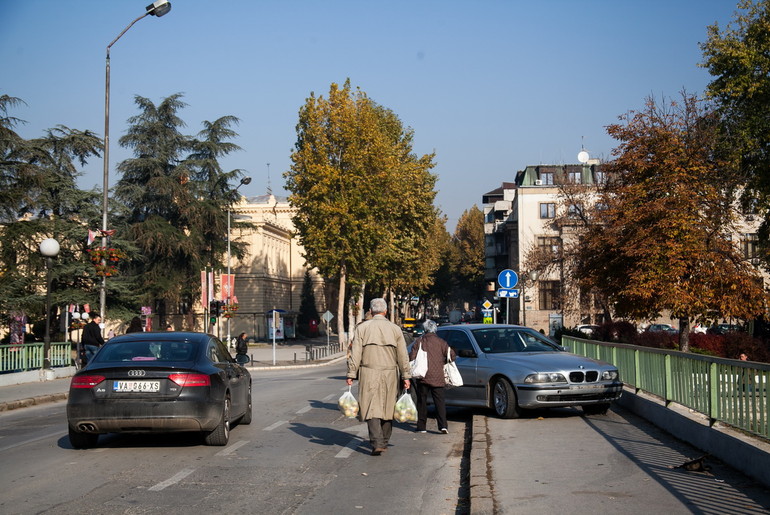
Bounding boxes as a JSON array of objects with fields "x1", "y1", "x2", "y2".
[
  {"x1": 208, "y1": 271, "x2": 214, "y2": 303},
  {"x1": 220, "y1": 274, "x2": 235, "y2": 302},
  {"x1": 200, "y1": 271, "x2": 207, "y2": 310}
]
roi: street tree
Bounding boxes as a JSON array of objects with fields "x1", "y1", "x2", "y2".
[
  {"x1": 114, "y1": 94, "x2": 245, "y2": 327},
  {"x1": 576, "y1": 93, "x2": 766, "y2": 351},
  {"x1": 286, "y1": 80, "x2": 438, "y2": 341},
  {"x1": 701, "y1": 0, "x2": 770, "y2": 256},
  {"x1": 451, "y1": 205, "x2": 485, "y2": 304},
  {"x1": 0, "y1": 95, "x2": 104, "y2": 331}
]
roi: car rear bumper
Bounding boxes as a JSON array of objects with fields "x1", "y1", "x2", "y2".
[
  {"x1": 67, "y1": 398, "x2": 222, "y2": 433},
  {"x1": 516, "y1": 382, "x2": 623, "y2": 408}
]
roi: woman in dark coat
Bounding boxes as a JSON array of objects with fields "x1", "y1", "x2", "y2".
[
  {"x1": 126, "y1": 316, "x2": 143, "y2": 333},
  {"x1": 408, "y1": 319, "x2": 456, "y2": 433}
]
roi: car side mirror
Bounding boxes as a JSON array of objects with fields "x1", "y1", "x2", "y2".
[{"x1": 458, "y1": 349, "x2": 477, "y2": 358}]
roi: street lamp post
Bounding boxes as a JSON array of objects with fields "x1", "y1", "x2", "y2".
[
  {"x1": 40, "y1": 238, "x2": 60, "y2": 370},
  {"x1": 521, "y1": 270, "x2": 539, "y2": 327},
  {"x1": 100, "y1": 0, "x2": 172, "y2": 323},
  {"x1": 226, "y1": 176, "x2": 252, "y2": 347}
]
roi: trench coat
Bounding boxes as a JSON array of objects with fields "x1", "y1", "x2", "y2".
[{"x1": 347, "y1": 314, "x2": 412, "y2": 421}]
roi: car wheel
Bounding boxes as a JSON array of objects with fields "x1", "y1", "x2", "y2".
[
  {"x1": 68, "y1": 426, "x2": 98, "y2": 449},
  {"x1": 492, "y1": 378, "x2": 521, "y2": 419},
  {"x1": 582, "y1": 403, "x2": 611, "y2": 416},
  {"x1": 240, "y1": 385, "x2": 252, "y2": 425},
  {"x1": 204, "y1": 396, "x2": 231, "y2": 446}
]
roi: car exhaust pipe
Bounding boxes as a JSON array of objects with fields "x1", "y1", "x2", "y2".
[{"x1": 78, "y1": 423, "x2": 96, "y2": 432}]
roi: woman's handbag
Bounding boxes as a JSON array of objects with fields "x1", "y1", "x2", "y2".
[
  {"x1": 444, "y1": 347, "x2": 463, "y2": 387},
  {"x1": 410, "y1": 339, "x2": 428, "y2": 379}
]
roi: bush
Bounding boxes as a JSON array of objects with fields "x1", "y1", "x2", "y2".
[{"x1": 595, "y1": 321, "x2": 638, "y2": 344}]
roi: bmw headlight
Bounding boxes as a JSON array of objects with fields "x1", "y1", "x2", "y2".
[
  {"x1": 525, "y1": 373, "x2": 567, "y2": 384},
  {"x1": 602, "y1": 370, "x2": 619, "y2": 381}
]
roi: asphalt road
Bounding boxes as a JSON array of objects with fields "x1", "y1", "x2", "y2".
[{"x1": 0, "y1": 362, "x2": 469, "y2": 515}]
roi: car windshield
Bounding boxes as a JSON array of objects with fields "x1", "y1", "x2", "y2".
[
  {"x1": 470, "y1": 328, "x2": 560, "y2": 353},
  {"x1": 95, "y1": 340, "x2": 196, "y2": 362}
]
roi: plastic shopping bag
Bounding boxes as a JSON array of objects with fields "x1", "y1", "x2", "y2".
[
  {"x1": 409, "y1": 340, "x2": 428, "y2": 379},
  {"x1": 393, "y1": 391, "x2": 418, "y2": 423},
  {"x1": 338, "y1": 386, "x2": 359, "y2": 418}
]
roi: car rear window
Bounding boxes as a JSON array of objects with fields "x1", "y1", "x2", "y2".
[{"x1": 95, "y1": 341, "x2": 196, "y2": 362}]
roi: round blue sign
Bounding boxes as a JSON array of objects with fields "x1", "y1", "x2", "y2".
[{"x1": 497, "y1": 269, "x2": 518, "y2": 289}]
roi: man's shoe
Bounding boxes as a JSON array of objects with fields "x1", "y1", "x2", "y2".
[
  {"x1": 440, "y1": 428, "x2": 449, "y2": 434},
  {"x1": 371, "y1": 447, "x2": 387, "y2": 456}
]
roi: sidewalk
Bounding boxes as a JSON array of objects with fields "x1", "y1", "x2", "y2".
[{"x1": 0, "y1": 337, "x2": 346, "y2": 412}]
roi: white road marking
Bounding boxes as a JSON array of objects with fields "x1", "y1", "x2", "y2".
[
  {"x1": 148, "y1": 467, "x2": 195, "y2": 491},
  {"x1": 335, "y1": 425, "x2": 368, "y2": 458},
  {"x1": 215, "y1": 440, "x2": 249, "y2": 456},
  {"x1": 296, "y1": 405, "x2": 312, "y2": 414},
  {"x1": 322, "y1": 393, "x2": 336, "y2": 401},
  {"x1": 263, "y1": 420, "x2": 287, "y2": 431},
  {"x1": 0, "y1": 429, "x2": 63, "y2": 453}
]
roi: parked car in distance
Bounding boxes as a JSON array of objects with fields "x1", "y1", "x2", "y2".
[
  {"x1": 67, "y1": 332, "x2": 252, "y2": 449},
  {"x1": 646, "y1": 323, "x2": 678, "y2": 334},
  {"x1": 411, "y1": 324, "x2": 622, "y2": 418},
  {"x1": 576, "y1": 324, "x2": 600, "y2": 336},
  {"x1": 708, "y1": 323, "x2": 742, "y2": 335}
]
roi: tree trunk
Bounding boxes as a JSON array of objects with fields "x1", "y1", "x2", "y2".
[
  {"x1": 678, "y1": 317, "x2": 690, "y2": 352},
  {"x1": 337, "y1": 265, "x2": 346, "y2": 345},
  {"x1": 357, "y1": 283, "x2": 366, "y2": 325}
]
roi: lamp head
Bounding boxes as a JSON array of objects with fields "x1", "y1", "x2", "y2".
[
  {"x1": 39, "y1": 238, "x2": 60, "y2": 258},
  {"x1": 527, "y1": 270, "x2": 539, "y2": 282},
  {"x1": 240, "y1": 177, "x2": 252, "y2": 186},
  {"x1": 146, "y1": 0, "x2": 171, "y2": 17}
]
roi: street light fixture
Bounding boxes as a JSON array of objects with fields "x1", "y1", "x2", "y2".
[
  {"x1": 521, "y1": 270, "x2": 539, "y2": 328},
  {"x1": 226, "y1": 176, "x2": 252, "y2": 347},
  {"x1": 40, "y1": 238, "x2": 60, "y2": 370},
  {"x1": 99, "y1": 0, "x2": 172, "y2": 323}
]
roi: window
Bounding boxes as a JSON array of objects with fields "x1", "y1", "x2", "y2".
[
  {"x1": 537, "y1": 236, "x2": 561, "y2": 256},
  {"x1": 741, "y1": 233, "x2": 759, "y2": 260},
  {"x1": 568, "y1": 171, "x2": 582, "y2": 183},
  {"x1": 567, "y1": 203, "x2": 583, "y2": 218},
  {"x1": 438, "y1": 329, "x2": 475, "y2": 355},
  {"x1": 540, "y1": 203, "x2": 556, "y2": 219},
  {"x1": 594, "y1": 170, "x2": 606, "y2": 184},
  {"x1": 540, "y1": 172, "x2": 554, "y2": 185},
  {"x1": 539, "y1": 281, "x2": 561, "y2": 310}
]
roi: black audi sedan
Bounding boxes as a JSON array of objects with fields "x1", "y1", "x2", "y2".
[{"x1": 67, "y1": 332, "x2": 251, "y2": 448}]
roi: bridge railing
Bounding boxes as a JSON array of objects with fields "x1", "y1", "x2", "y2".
[
  {"x1": 563, "y1": 335, "x2": 770, "y2": 440},
  {"x1": 0, "y1": 342, "x2": 74, "y2": 373}
]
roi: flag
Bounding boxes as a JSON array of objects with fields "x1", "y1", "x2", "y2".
[
  {"x1": 220, "y1": 274, "x2": 235, "y2": 301},
  {"x1": 87, "y1": 230, "x2": 96, "y2": 246},
  {"x1": 201, "y1": 271, "x2": 207, "y2": 310},
  {"x1": 83, "y1": 304, "x2": 90, "y2": 313}
]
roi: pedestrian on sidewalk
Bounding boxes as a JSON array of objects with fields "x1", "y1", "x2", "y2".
[
  {"x1": 409, "y1": 319, "x2": 455, "y2": 434},
  {"x1": 126, "y1": 316, "x2": 143, "y2": 333},
  {"x1": 82, "y1": 314, "x2": 105, "y2": 364},
  {"x1": 236, "y1": 332, "x2": 249, "y2": 356},
  {"x1": 346, "y1": 298, "x2": 411, "y2": 456}
]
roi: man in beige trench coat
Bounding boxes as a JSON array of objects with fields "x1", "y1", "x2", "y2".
[{"x1": 347, "y1": 298, "x2": 411, "y2": 455}]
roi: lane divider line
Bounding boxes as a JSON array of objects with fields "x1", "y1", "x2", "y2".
[
  {"x1": 148, "y1": 467, "x2": 195, "y2": 491},
  {"x1": 216, "y1": 440, "x2": 249, "y2": 456},
  {"x1": 263, "y1": 420, "x2": 287, "y2": 431}
]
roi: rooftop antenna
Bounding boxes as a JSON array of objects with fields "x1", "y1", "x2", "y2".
[
  {"x1": 266, "y1": 162, "x2": 272, "y2": 195},
  {"x1": 577, "y1": 136, "x2": 590, "y2": 164}
]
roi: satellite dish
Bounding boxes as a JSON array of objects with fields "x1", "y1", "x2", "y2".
[{"x1": 577, "y1": 150, "x2": 590, "y2": 164}]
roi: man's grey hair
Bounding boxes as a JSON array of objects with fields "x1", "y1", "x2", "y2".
[
  {"x1": 370, "y1": 298, "x2": 388, "y2": 315},
  {"x1": 423, "y1": 319, "x2": 438, "y2": 333}
]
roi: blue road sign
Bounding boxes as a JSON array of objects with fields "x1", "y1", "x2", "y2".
[
  {"x1": 497, "y1": 269, "x2": 519, "y2": 289},
  {"x1": 498, "y1": 289, "x2": 520, "y2": 298}
]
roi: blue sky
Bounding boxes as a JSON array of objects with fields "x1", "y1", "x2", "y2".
[{"x1": 2, "y1": 0, "x2": 740, "y2": 231}]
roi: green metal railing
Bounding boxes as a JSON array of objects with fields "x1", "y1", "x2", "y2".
[
  {"x1": 0, "y1": 342, "x2": 74, "y2": 373},
  {"x1": 563, "y1": 336, "x2": 770, "y2": 440}
]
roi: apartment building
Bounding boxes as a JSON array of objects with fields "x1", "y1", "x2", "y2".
[{"x1": 483, "y1": 161, "x2": 765, "y2": 335}]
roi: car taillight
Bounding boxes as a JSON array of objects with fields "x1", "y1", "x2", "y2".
[
  {"x1": 168, "y1": 373, "x2": 211, "y2": 387},
  {"x1": 71, "y1": 375, "x2": 105, "y2": 388}
]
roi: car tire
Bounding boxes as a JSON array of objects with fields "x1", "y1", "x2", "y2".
[
  {"x1": 582, "y1": 403, "x2": 611, "y2": 416},
  {"x1": 240, "y1": 385, "x2": 252, "y2": 425},
  {"x1": 492, "y1": 378, "x2": 521, "y2": 419},
  {"x1": 204, "y1": 396, "x2": 231, "y2": 446},
  {"x1": 69, "y1": 426, "x2": 98, "y2": 449}
]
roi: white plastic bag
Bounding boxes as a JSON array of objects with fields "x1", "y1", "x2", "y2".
[
  {"x1": 409, "y1": 340, "x2": 428, "y2": 379},
  {"x1": 338, "y1": 386, "x2": 359, "y2": 418},
  {"x1": 444, "y1": 347, "x2": 463, "y2": 387},
  {"x1": 394, "y1": 391, "x2": 418, "y2": 422}
]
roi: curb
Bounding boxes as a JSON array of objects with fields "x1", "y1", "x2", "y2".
[
  {"x1": 469, "y1": 415, "x2": 495, "y2": 514},
  {"x1": 247, "y1": 355, "x2": 347, "y2": 371},
  {"x1": 0, "y1": 392, "x2": 69, "y2": 413}
]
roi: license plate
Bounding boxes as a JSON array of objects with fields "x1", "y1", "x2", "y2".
[{"x1": 113, "y1": 380, "x2": 160, "y2": 393}]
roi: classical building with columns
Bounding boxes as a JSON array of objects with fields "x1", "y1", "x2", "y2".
[{"x1": 209, "y1": 193, "x2": 326, "y2": 342}]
